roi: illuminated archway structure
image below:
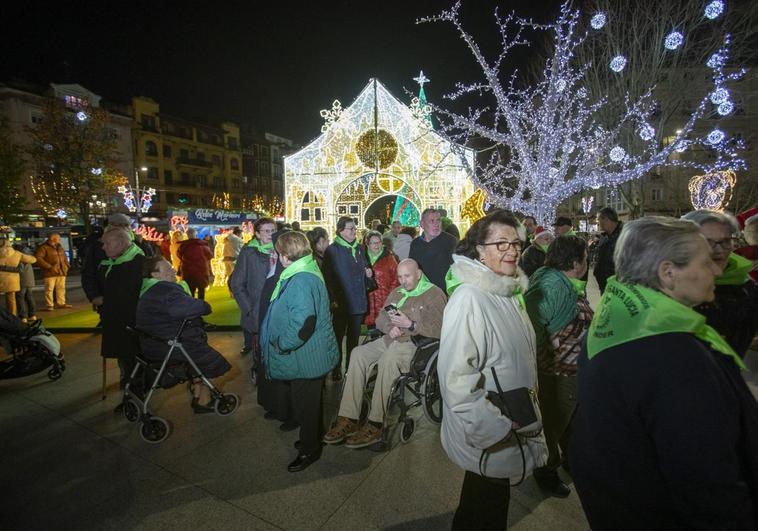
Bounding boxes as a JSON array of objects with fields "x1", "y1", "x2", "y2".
[{"x1": 285, "y1": 78, "x2": 476, "y2": 235}]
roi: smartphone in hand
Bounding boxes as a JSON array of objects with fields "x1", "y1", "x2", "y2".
[{"x1": 384, "y1": 304, "x2": 399, "y2": 315}]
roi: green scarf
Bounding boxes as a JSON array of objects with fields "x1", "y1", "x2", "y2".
[
  {"x1": 334, "y1": 235, "x2": 358, "y2": 260},
  {"x1": 565, "y1": 229, "x2": 577, "y2": 237},
  {"x1": 397, "y1": 273, "x2": 435, "y2": 308},
  {"x1": 367, "y1": 247, "x2": 384, "y2": 266},
  {"x1": 100, "y1": 243, "x2": 145, "y2": 276},
  {"x1": 569, "y1": 277, "x2": 586, "y2": 297},
  {"x1": 445, "y1": 267, "x2": 462, "y2": 296},
  {"x1": 587, "y1": 277, "x2": 745, "y2": 369},
  {"x1": 140, "y1": 278, "x2": 192, "y2": 298},
  {"x1": 537, "y1": 242, "x2": 550, "y2": 253},
  {"x1": 248, "y1": 238, "x2": 274, "y2": 255},
  {"x1": 270, "y1": 254, "x2": 324, "y2": 301},
  {"x1": 715, "y1": 253, "x2": 752, "y2": 286}
]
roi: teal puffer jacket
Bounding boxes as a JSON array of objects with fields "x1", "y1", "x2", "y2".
[{"x1": 260, "y1": 272, "x2": 339, "y2": 380}]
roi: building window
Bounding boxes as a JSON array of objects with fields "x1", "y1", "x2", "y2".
[
  {"x1": 196, "y1": 175, "x2": 207, "y2": 187},
  {"x1": 141, "y1": 114, "x2": 156, "y2": 130},
  {"x1": 197, "y1": 152, "x2": 205, "y2": 161},
  {"x1": 145, "y1": 141, "x2": 158, "y2": 157},
  {"x1": 181, "y1": 172, "x2": 191, "y2": 185},
  {"x1": 651, "y1": 188, "x2": 664, "y2": 202},
  {"x1": 228, "y1": 137, "x2": 238, "y2": 150},
  {"x1": 230, "y1": 158, "x2": 239, "y2": 171},
  {"x1": 212, "y1": 154, "x2": 221, "y2": 166},
  {"x1": 64, "y1": 95, "x2": 87, "y2": 109},
  {"x1": 314, "y1": 208, "x2": 322, "y2": 221},
  {"x1": 180, "y1": 148, "x2": 189, "y2": 159},
  {"x1": 232, "y1": 198, "x2": 241, "y2": 209},
  {"x1": 232, "y1": 178, "x2": 240, "y2": 189},
  {"x1": 163, "y1": 144, "x2": 172, "y2": 158},
  {"x1": 605, "y1": 188, "x2": 625, "y2": 212},
  {"x1": 30, "y1": 111, "x2": 44, "y2": 124},
  {"x1": 301, "y1": 208, "x2": 310, "y2": 221},
  {"x1": 164, "y1": 170, "x2": 173, "y2": 184},
  {"x1": 147, "y1": 167, "x2": 159, "y2": 180},
  {"x1": 213, "y1": 176, "x2": 224, "y2": 189}
]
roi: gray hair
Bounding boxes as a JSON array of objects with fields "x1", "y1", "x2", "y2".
[
  {"x1": 364, "y1": 230, "x2": 382, "y2": 245},
  {"x1": 186, "y1": 228, "x2": 198, "y2": 239},
  {"x1": 681, "y1": 209, "x2": 739, "y2": 234},
  {"x1": 615, "y1": 216, "x2": 702, "y2": 290},
  {"x1": 102, "y1": 226, "x2": 132, "y2": 247}
]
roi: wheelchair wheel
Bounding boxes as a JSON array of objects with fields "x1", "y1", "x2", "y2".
[
  {"x1": 421, "y1": 354, "x2": 443, "y2": 424},
  {"x1": 215, "y1": 393, "x2": 240, "y2": 416},
  {"x1": 399, "y1": 417, "x2": 415, "y2": 444},
  {"x1": 140, "y1": 417, "x2": 170, "y2": 444},
  {"x1": 123, "y1": 399, "x2": 140, "y2": 423},
  {"x1": 47, "y1": 366, "x2": 62, "y2": 381}
]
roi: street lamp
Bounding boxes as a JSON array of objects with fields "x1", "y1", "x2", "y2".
[{"x1": 118, "y1": 166, "x2": 156, "y2": 223}]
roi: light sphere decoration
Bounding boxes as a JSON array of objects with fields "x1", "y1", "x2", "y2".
[
  {"x1": 707, "y1": 52, "x2": 725, "y2": 69},
  {"x1": 43, "y1": 143, "x2": 53, "y2": 151},
  {"x1": 76, "y1": 111, "x2": 88, "y2": 122},
  {"x1": 707, "y1": 129, "x2": 726, "y2": 145},
  {"x1": 710, "y1": 87, "x2": 730, "y2": 105},
  {"x1": 688, "y1": 170, "x2": 736, "y2": 211},
  {"x1": 55, "y1": 209, "x2": 67, "y2": 219},
  {"x1": 90, "y1": 167, "x2": 103, "y2": 175},
  {"x1": 704, "y1": 0, "x2": 725, "y2": 20},
  {"x1": 717, "y1": 101, "x2": 734, "y2": 116},
  {"x1": 609, "y1": 55, "x2": 627, "y2": 72},
  {"x1": 590, "y1": 12, "x2": 607, "y2": 29},
  {"x1": 664, "y1": 31, "x2": 684, "y2": 50},
  {"x1": 610, "y1": 146, "x2": 626, "y2": 162},
  {"x1": 638, "y1": 123, "x2": 655, "y2": 141}
]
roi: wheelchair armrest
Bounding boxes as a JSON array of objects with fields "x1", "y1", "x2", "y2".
[
  {"x1": 126, "y1": 326, "x2": 170, "y2": 344},
  {"x1": 410, "y1": 336, "x2": 440, "y2": 377},
  {"x1": 411, "y1": 335, "x2": 439, "y2": 349}
]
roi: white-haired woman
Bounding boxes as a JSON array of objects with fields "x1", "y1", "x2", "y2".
[
  {"x1": 682, "y1": 209, "x2": 758, "y2": 358},
  {"x1": 438, "y1": 210, "x2": 547, "y2": 529},
  {"x1": 571, "y1": 216, "x2": 758, "y2": 529}
]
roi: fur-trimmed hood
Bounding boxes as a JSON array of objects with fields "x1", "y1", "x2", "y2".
[{"x1": 450, "y1": 254, "x2": 529, "y2": 297}]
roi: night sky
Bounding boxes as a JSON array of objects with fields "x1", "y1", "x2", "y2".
[{"x1": 2, "y1": 0, "x2": 562, "y2": 145}]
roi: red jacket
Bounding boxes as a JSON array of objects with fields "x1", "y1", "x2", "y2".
[
  {"x1": 177, "y1": 238, "x2": 213, "y2": 286},
  {"x1": 365, "y1": 250, "x2": 399, "y2": 326},
  {"x1": 735, "y1": 245, "x2": 758, "y2": 282}
]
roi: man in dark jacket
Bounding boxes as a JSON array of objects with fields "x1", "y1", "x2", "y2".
[
  {"x1": 409, "y1": 208, "x2": 457, "y2": 291},
  {"x1": 97, "y1": 227, "x2": 145, "y2": 394},
  {"x1": 593, "y1": 207, "x2": 622, "y2": 293}
]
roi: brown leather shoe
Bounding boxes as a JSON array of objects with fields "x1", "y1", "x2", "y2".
[
  {"x1": 323, "y1": 416, "x2": 358, "y2": 444},
  {"x1": 345, "y1": 423, "x2": 383, "y2": 449}
]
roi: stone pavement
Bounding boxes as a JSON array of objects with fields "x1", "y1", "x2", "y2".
[{"x1": 0, "y1": 332, "x2": 590, "y2": 531}]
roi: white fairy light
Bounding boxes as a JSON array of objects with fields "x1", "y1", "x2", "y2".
[
  {"x1": 710, "y1": 87, "x2": 729, "y2": 104},
  {"x1": 674, "y1": 141, "x2": 689, "y2": 153},
  {"x1": 590, "y1": 13, "x2": 607, "y2": 30},
  {"x1": 90, "y1": 167, "x2": 103, "y2": 175},
  {"x1": 76, "y1": 111, "x2": 87, "y2": 122},
  {"x1": 609, "y1": 55, "x2": 627, "y2": 72},
  {"x1": 707, "y1": 129, "x2": 726, "y2": 144},
  {"x1": 717, "y1": 101, "x2": 734, "y2": 115},
  {"x1": 609, "y1": 146, "x2": 626, "y2": 162},
  {"x1": 704, "y1": 1, "x2": 725, "y2": 20},
  {"x1": 664, "y1": 31, "x2": 684, "y2": 50}
]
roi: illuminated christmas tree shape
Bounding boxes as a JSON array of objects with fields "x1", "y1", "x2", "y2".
[
  {"x1": 285, "y1": 78, "x2": 476, "y2": 234},
  {"x1": 420, "y1": 2, "x2": 746, "y2": 224}
]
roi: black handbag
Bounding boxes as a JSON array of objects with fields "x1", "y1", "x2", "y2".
[{"x1": 365, "y1": 272, "x2": 378, "y2": 293}]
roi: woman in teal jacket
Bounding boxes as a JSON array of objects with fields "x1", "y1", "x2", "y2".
[{"x1": 260, "y1": 231, "x2": 338, "y2": 473}]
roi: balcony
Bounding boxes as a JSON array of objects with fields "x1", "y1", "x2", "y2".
[{"x1": 176, "y1": 156, "x2": 213, "y2": 168}]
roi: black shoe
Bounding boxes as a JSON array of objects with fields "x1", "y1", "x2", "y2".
[
  {"x1": 240, "y1": 346, "x2": 252, "y2": 356},
  {"x1": 264, "y1": 411, "x2": 277, "y2": 420},
  {"x1": 279, "y1": 420, "x2": 299, "y2": 432},
  {"x1": 534, "y1": 469, "x2": 571, "y2": 498},
  {"x1": 192, "y1": 400, "x2": 215, "y2": 414},
  {"x1": 287, "y1": 451, "x2": 321, "y2": 472}
]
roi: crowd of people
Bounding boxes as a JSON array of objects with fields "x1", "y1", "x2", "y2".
[{"x1": 2, "y1": 203, "x2": 757, "y2": 528}]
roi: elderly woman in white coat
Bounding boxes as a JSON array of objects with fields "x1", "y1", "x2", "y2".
[{"x1": 438, "y1": 210, "x2": 548, "y2": 529}]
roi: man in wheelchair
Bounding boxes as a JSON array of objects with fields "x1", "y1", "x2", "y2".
[{"x1": 324, "y1": 259, "x2": 447, "y2": 448}]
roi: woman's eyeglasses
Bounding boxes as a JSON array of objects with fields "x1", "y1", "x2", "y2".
[
  {"x1": 479, "y1": 240, "x2": 522, "y2": 252},
  {"x1": 706, "y1": 238, "x2": 735, "y2": 251}
]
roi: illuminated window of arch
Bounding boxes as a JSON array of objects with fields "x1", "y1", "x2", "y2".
[
  {"x1": 300, "y1": 191, "x2": 326, "y2": 223},
  {"x1": 376, "y1": 173, "x2": 404, "y2": 194}
]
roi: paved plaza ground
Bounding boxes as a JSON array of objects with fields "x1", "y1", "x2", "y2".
[{"x1": 1, "y1": 276, "x2": 756, "y2": 530}]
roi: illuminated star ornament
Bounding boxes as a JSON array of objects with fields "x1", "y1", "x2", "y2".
[
  {"x1": 689, "y1": 171, "x2": 736, "y2": 211},
  {"x1": 413, "y1": 70, "x2": 430, "y2": 88}
]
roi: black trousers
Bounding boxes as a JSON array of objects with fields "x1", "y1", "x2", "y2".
[
  {"x1": 290, "y1": 377, "x2": 324, "y2": 455},
  {"x1": 452, "y1": 470, "x2": 510, "y2": 530},
  {"x1": 15, "y1": 287, "x2": 36, "y2": 318},
  {"x1": 185, "y1": 280, "x2": 206, "y2": 300},
  {"x1": 333, "y1": 310, "x2": 363, "y2": 372}
]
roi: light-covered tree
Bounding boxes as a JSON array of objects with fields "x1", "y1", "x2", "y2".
[{"x1": 0, "y1": 115, "x2": 27, "y2": 224}]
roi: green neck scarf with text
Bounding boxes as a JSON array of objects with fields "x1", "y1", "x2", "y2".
[
  {"x1": 100, "y1": 243, "x2": 144, "y2": 277},
  {"x1": 397, "y1": 272, "x2": 435, "y2": 308},
  {"x1": 367, "y1": 247, "x2": 384, "y2": 266},
  {"x1": 140, "y1": 278, "x2": 192, "y2": 298},
  {"x1": 270, "y1": 254, "x2": 324, "y2": 302},
  {"x1": 715, "y1": 253, "x2": 752, "y2": 286},
  {"x1": 334, "y1": 235, "x2": 358, "y2": 260},
  {"x1": 587, "y1": 277, "x2": 744, "y2": 369},
  {"x1": 248, "y1": 238, "x2": 274, "y2": 255}
]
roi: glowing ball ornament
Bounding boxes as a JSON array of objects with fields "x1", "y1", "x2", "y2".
[
  {"x1": 710, "y1": 88, "x2": 729, "y2": 105},
  {"x1": 707, "y1": 52, "x2": 724, "y2": 69},
  {"x1": 91, "y1": 167, "x2": 103, "y2": 175},
  {"x1": 704, "y1": 0, "x2": 725, "y2": 20},
  {"x1": 610, "y1": 55, "x2": 627, "y2": 72},
  {"x1": 707, "y1": 129, "x2": 726, "y2": 145},
  {"x1": 717, "y1": 101, "x2": 734, "y2": 116},
  {"x1": 609, "y1": 146, "x2": 626, "y2": 162},
  {"x1": 76, "y1": 111, "x2": 88, "y2": 122},
  {"x1": 664, "y1": 31, "x2": 684, "y2": 50},
  {"x1": 638, "y1": 123, "x2": 655, "y2": 141},
  {"x1": 688, "y1": 170, "x2": 736, "y2": 211},
  {"x1": 590, "y1": 13, "x2": 607, "y2": 30}
]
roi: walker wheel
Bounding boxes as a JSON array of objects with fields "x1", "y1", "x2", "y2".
[
  {"x1": 399, "y1": 418, "x2": 415, "y2": 444},
  {"x1": 140, "y1": 417, "x2": 170, "y2": 444},
  {"x1": 215, "y1": 393, "x2": 240, "y2": 416},
  {"x1": 47, "y1": 367, "x2": 62, "y2": 380},
  {"x1": 123, "y1": 399, "x2": 140, "y2": 423}
]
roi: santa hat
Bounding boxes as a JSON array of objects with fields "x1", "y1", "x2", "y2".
[{"x1": 736, "y1": 207, "x2": 758, "y2": 230}]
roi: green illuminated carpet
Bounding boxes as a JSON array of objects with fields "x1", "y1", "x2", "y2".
[{"x1": 42, "y1": 285, "x2": 241, "y2": 330}]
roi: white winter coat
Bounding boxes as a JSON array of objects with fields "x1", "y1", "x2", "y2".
[{"x1": 438, "y1": 254, "x2": 548, "y2": 479}]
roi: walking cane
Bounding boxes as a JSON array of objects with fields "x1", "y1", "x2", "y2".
[{"x1": 101, "y1": 357, "x2": 107, "y2": 400}]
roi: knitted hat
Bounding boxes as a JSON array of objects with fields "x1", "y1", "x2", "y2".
[{"x1": 108, "y1": 213, "x2": 132, "y2": 226}]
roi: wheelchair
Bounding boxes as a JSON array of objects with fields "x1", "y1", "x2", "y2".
[
  {"x1": 333, "y1": 328, "x2": 443, "y2": 450},
  {"x1": 122, "y1": 319, "x2": 240, "y2": 444}
]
